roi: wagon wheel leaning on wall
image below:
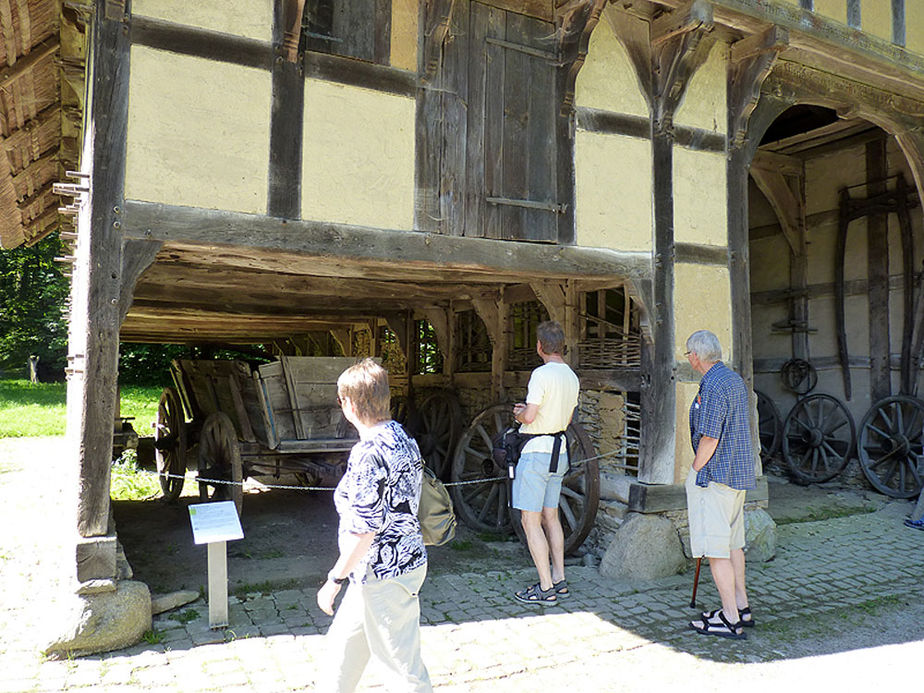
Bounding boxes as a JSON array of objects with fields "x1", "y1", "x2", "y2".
[
  {"x1": 755, "y1": 389, "x2": 782, "y2": 461},
  {"x1": 197, "y1": 412, "x2": 243, "y2": 515},
  {"x1": 781, "y1": 393, "x2": 856, "y2": 485},
  {"x1": 509, "y1": 421, "x2": 599, "y2": 556},
  {"x1": 154, "y1": 387, "x2": 187, "y2": 502},
  {"x1": 414, "y1": 390, "x2": 463, "y2": 480},
  {"x1": 857, "y1": 395, "x2": 924, "y2": 499}
]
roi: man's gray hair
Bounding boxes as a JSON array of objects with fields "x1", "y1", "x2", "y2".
[{"x1": 686, "y1": 330, "x2": 722, "y2": 363}]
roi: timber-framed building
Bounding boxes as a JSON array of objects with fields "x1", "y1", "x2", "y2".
[{"x1": 1, "y1": 0, "x2": 923, "y2": 652}]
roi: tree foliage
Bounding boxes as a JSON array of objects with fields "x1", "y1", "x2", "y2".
[{"x1": 0, "y1": 235, "x2": 69, "y2": 377}]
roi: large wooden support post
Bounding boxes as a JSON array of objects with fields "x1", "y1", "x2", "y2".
[
  {"x1": 867, "y1": 136, "x2": 892, "y2": 401},
  {"x1": 269, "y1": 1, "x2": 305, "y2": 218},
  {"x1": 473, "y1": 293, "x2": 507, "y2": 400},
  {"x1": 727, "y1": 27, "x2": 787, "y2": 480},
  {"x1": 66, "y1": 0, "x2": 131, "y2": 581},
  {"x1": 636, "y1": 1, "x2": 714, "y2": 485}
]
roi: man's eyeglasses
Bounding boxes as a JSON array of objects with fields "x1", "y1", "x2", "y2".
[{"x1": 684, "y1": 351, "x2": 692, "y2": 356}]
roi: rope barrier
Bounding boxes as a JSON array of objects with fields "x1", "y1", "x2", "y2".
[{"x1": 134, "y1": 446, "x2": 633, "y2": 493}]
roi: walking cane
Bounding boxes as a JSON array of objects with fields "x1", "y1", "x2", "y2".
[{"x1": 690, "y1": 557, "x2": 702, "y2": 608}]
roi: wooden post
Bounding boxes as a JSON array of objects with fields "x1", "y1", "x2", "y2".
[
  {"x1": 208, "y1": 541, "x2": 229, "y2": 629},
  {"x1": 67, "y1": 0, "x2": 131, "y2": 576},
  {"x1": 269, "y1": 1, "x2": 305, "y2": 218},
  {"x1": 867, "y1": 136, "x2": 892, "y2": 401}
]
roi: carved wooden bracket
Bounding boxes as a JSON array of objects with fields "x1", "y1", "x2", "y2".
[
  {"x1": 557, "y1": 0, "x2": 608, "y2": 114},
  {"x1": 530, "y1": 281, "x2": 567, "y2": 326},
  {"x1": 421, "y1": 0, "x2": 456, "y2": 83},
  {"x1": 728, "y1": 25, "x2": 788, "y2": 149},
  {"x1": 749, "y1": 154, "x2": 804, "y2": 255},
  {"x1": 420, "y1": 307, "x2": 452, "y2": 363},
  {"x1": 281, "y1": 0, "x2": 307, "y2": 62},
  {"x1": 118, "y1": 239, "x2": 161, "y2": 325},
  {"x1": 650, "y1": 0, "x2": 714, "y2": 133}
]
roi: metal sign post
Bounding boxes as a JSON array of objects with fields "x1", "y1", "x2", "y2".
[{"x1": 188, "y1": 501, "x2": 244, "y2": 629}]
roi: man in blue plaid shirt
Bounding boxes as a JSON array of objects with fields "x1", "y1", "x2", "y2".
[{"x1": 684, "y1": 330, "x2": 757, "y2": 640}]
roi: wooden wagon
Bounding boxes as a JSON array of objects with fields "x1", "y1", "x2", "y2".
[{"x1": 153, "y1": 356, "x2": 358, "y2": 513}]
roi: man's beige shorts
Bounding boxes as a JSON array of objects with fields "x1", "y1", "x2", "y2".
[{"x1": 685, "y1": 469, "x2": 746, "y2": 559}]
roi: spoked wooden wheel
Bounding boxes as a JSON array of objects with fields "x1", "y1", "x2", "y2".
[
  {"x1": 782, "y1": 393, "x2": 855, "y2": 485},
  {"x1": 449, "y1": 403, "x2": 515, "y2": 534},
  {"x1": 154, "y1": 387, "x2": 186, "y2": 502},
  {"x1": 857, "y1": 395, "x2": 924, "y2": 499},
  {"x1": 755, "y1": 389, "x2": 781, "y2": 461},
  {"x1": 509, "y1": 422, "x2": 599, "y2": 556},
  {"x1": 197, "y1": 412, "x2": 243, "y2": 515},
  {"x1": 416, "y1": 390, "x2": 463, "y2": 479}
]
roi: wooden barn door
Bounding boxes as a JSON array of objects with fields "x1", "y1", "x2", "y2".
[
  {"x1": 467, "y1": 3, "x2": 562, "y2": 242},
  {"x1": 422, "y1": 1, "x2": 568, "y2": 243}
]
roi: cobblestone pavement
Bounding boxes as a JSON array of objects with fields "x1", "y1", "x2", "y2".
[{"x1": 2, "y1": 438, "x2": 924, "y2": 691}]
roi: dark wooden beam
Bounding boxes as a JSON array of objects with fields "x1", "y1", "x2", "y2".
[
  {"x1": 131, "y1": 15, "x2": 273, "y2": 70},
  {"x1": 269, "y1": 2, "x2": 305, "y2": 218},
  {"x1": 303, "y1": 51, "x2": 417, "y2": 97},
  {"x1": 120, "y1": 200, "x2": 651, "y2": 282}
]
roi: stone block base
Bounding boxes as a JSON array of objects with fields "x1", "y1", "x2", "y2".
[
  {"x1": 599, "y1": 513, "x2": 687, "y2": 580},
  {"x1": 43, "y1": 580, "x2": 151, "y2": 658}
]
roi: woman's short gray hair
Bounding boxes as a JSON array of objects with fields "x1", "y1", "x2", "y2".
[{"x1": 686, "y1": 330, "x2": 722, "y2": 363}]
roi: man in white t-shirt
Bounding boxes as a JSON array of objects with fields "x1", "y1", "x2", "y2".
[{"x1": 511, "y1": 321, "x2": 580, "y2": 605}]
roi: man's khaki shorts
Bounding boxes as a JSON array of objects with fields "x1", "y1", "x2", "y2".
[{"x1": 685, "y1": 469, "x2": 746, "y2": 559}]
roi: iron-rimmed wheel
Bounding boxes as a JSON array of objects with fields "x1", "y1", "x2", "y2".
[
  {"x1": 449, "y1": 404, "x2": 515, "y2": 534},
  {"x1": 509, "y1": 422, "x2": 599, "y2": 556},
  {"x1": 416, "y1": 390, "x2": 463, "y2": 479},
  {"x1": 782, "y1": 393, "x2": 855, "y2": 485},
  {"x1": 154, "y1": 387, "x2": 186, "y2": 501},
  {"x1": 781, "y1": 358, "x2": 818, "y2": 395},
  {"x1": 857, "y1": 395, "x2": 924, "y2": 499},
  {"x1": 197, "y1": 412, "x2": 243, "y2": 515},
  {"x1": 755, "y1": 389, "x2": 782, "y2": 461}
]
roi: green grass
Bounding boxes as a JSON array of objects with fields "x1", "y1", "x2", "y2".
[
  {"x1": 0, "y1": 378, "x2": 162, "y2": 439},
  {"x1": 110, "y1": 454, "x2": 162, "y2": 501}
]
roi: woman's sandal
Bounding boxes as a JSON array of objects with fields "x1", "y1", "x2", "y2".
[
  {"x1": 514, "y1": 583, "x2": 558, "y2": 605},
  {"x1": 701, "y1": 606, "x2": 754, "y2": 628},
  {"x1": 552, "y1": 579, "x2": 570, "y2": 598},
  {"x1": 689, "y1": 609, "x2": 747, "y2": 640}
]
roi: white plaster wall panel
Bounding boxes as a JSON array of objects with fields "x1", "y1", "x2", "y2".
[
  {"x1": 807, "y1": 294, "x2": 870, "y2": 364},
  {"x1": 673, "y1": 147, "x2": 727, "y2": 246},
  {"x1": 748, "y1": 179, "x2": 779, "y2": 229},
  {"x1": 125, "y1": 47, "x2": 271, "y2": 214},
  {"x1": 861, "y1": 0, "x2": 892, "y2": 41},
  {"x1": 803, "y1": 217, "x2": 869, "y2": 286},
  {"x1": 804, "y1": 146, "x2": 865, "y2": 216},
  {"x1": 390, "y1": 0, "x2": 418, "y2": 72},
  {"x1": 575, "y1": 19, "x2": 648, "y2": 117},
  {"x1": 574, "y1": 131, "x2": 652, "y2": 251},
  {"x1": 132, "y1": 0, "x2": 272, "y2": 41},
  {"x1": 674, "y1": 263, "x2": 733, "y2": 362},
  {"x1": 814, "y1": 367, "x2": 867, "y2": 422},
  {"x1": 302, "y1": 80, "x2": 415, "y2": 230},
  {"x1": 674, "y1": 41, "x2": 727, "y2": 134},
  {"x1": 813, "y1": 0, "x2": 848, "y2": 25},
  {"x1": 750, "y1": 233, "x2": 790, "y2": 292},
  {"x1": 750, "y1": 303, "x2": 791, "y2": 359}
]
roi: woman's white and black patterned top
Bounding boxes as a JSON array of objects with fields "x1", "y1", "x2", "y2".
[{"x1": 334, "y1": 420, "x2": 427, "y2": 582}]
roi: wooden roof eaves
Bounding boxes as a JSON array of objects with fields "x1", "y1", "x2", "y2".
[{"x1": 0, "y1": 35, "x2": 58, "y2": 88}]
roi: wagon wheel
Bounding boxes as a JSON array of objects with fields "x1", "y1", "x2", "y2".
[
  {"x1": 449, "y1": 403, "x2": 515, "y2": 534},
  {"x1": 509, "y1": 422, "x2": 599, "y2": 556},
  {"x1": 857, "y1": 395, "x2": 924, "y2": 499},
  {"x1": 416, "y1": 390, "x2": 463, "y2": 479},
  {"x1": 154, "y1": 387, "x2": 187, "y2": 502},
  {"x1": 782, "y1": 393, "x2": 855, "y2": 485},
  {"x1": 197, "y1": 412, "x2": 243, "y2": 515},
  {"x1": 755, "y1": 389, "x2": 782, "y2": 461}
]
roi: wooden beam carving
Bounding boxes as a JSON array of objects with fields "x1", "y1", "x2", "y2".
[
  {"x1": 421, "y1": 0, "x2": 456, "y2": 82},
  {"x1": 385, "y1": 315, "x2": 410, "y2": 360},
  {"x1": 749, "y1": 166, "x2": 803, "y2": 255},
  {"x1": 557, "y1": 0, "x2": 608, "y2": 114},
  {"x1": 472, "y1": 293, "x2": 507, "y2": 398},
  {"x1": 529, "y1": 281, "x2": 567, "y2": 326},
  {"x1": 119, "y1": 240, "x2": 161, "y2": 326},
  {"x1": 728, "y1": 25, "x2": 788, "y2": 149},
  {"x1": 281, "y1": 0, "x2": 307, "y2": 62},
  {"x1": 651, "y1": 0, "x2": 714, "y2": 132}
]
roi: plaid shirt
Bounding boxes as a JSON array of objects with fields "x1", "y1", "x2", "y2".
[{"x1": 689, "y1": 362, "x2": 756, "y2": 490}]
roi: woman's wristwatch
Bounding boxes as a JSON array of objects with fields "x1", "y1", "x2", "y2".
[{"x1": 327, "y1": 570, "x2": 349, "y2": 586}]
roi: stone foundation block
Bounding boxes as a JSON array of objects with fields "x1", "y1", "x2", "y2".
[
  {"x1": 599, "y1": 512, "x2": 687, "y2": 580},
  {"x1": 744, "y1": 507, "x2": 777, "y2": 562},
  {"x1": 44, "y1": 580, "x2": 151, "y2": 658}
]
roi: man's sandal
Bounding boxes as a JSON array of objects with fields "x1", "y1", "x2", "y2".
[
  {"x1": 689, "y1": 609, "x2": 747, "y2": 640},
  {"x1": 552, "y1": 579, "x2": 570, "y2": 598},
  {"x1": 514, "y1": 583, "x2": 558, "y2": 605},
  {"x1": 904, "y1": 517, "x2": 924, "y2": 530},
  {"x1": 701, "y1": 606, "x2": 754, "y2": 628}
]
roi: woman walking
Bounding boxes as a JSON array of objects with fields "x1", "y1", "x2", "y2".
[{"x1": 316, "y1": 358, "x2": 432, "y2": 692}]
